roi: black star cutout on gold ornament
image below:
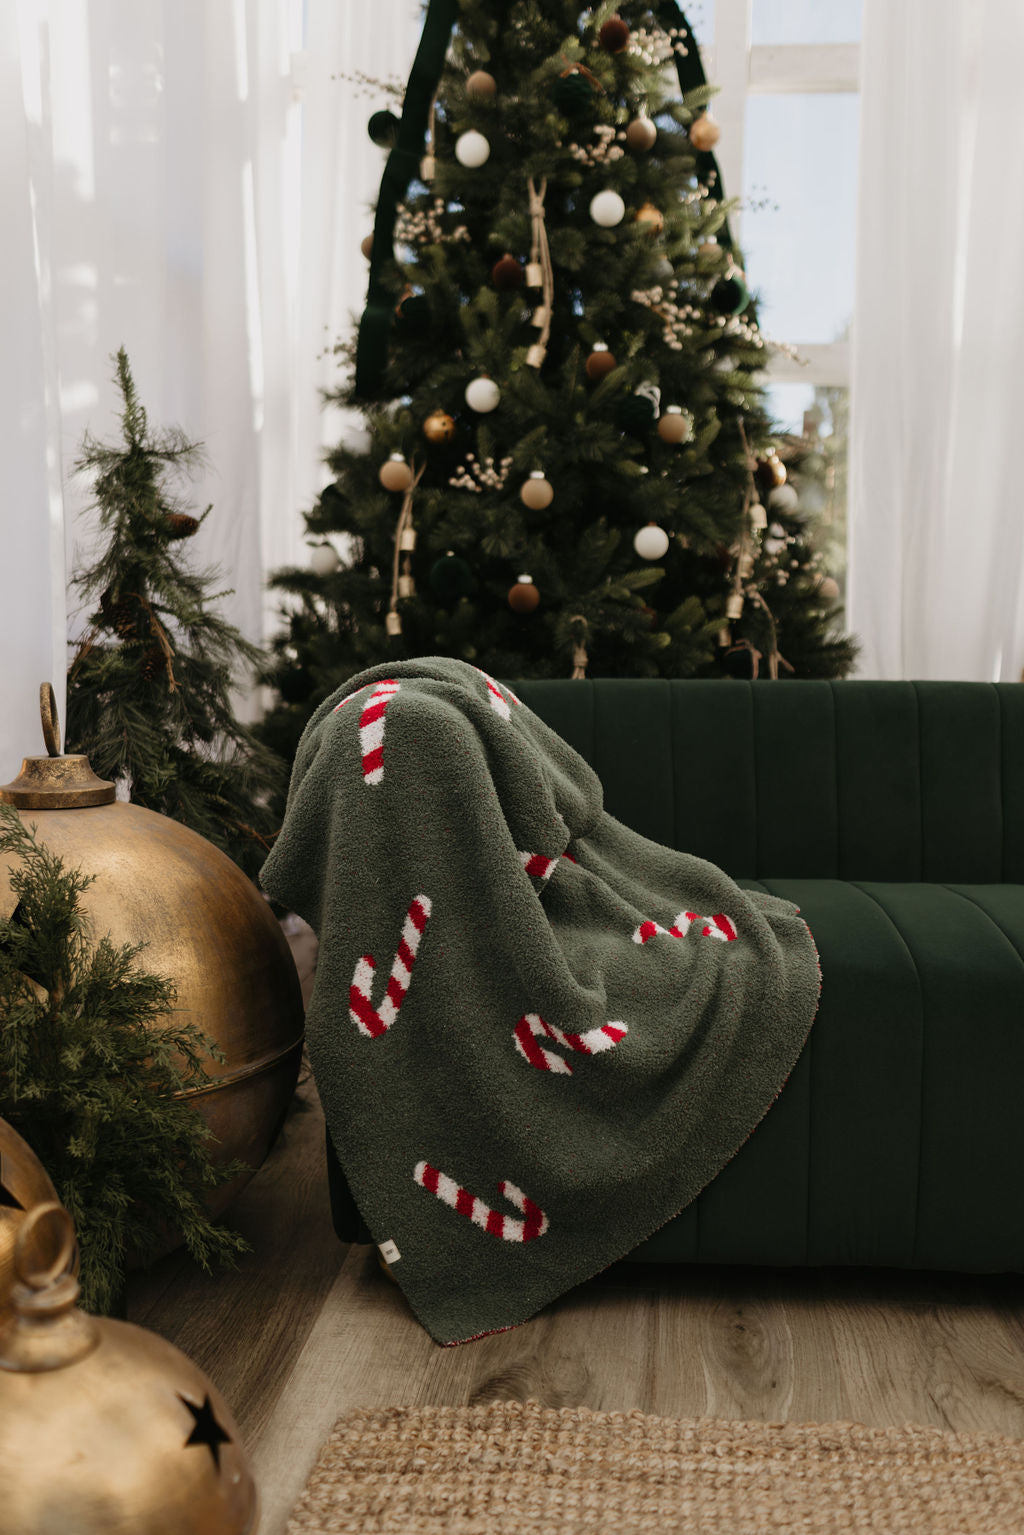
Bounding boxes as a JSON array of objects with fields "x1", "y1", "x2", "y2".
[
  {"x1": 0, "y1": 1152, "x2": 24, "y2": 1209},
  {"x1": 180, "y1": 1393, "x2": 232, "y2": 1469}
]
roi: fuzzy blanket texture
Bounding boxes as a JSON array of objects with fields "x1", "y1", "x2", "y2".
[{"x1": 261, "y1": 658, "x2": 820, "y2": 1344}]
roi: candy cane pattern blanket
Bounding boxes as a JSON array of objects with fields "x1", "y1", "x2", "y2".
[{"x1": 261, "y1": 657, "x2": 820, "y2": 1345}]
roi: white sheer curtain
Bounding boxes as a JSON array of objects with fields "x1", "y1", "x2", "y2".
[
  {"x1": 848, "y1": 0, "x2": 1024, "y2": 680},
  {"x1": 1, "y1": 0, "x2": 420, "y2": 781}
]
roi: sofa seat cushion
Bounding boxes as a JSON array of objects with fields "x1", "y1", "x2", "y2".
[{"x1": 631, "y1": 880, "x2": 1024, "y2": 1274}]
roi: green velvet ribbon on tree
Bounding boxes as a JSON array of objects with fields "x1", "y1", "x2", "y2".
[
  {"x1": 653, "y1": 0, "x2": 735, "y2": 254},
  {"x1": 354, "y1": 0, "x2": 459, "y2": 399}
]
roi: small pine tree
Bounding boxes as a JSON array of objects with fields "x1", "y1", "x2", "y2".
[
  {"x1": 66, "y1": 350, "x2": 283, "y2": 878},
  {"x1": 0, "y1": 807, "x2": 248, "y2": 1312}
]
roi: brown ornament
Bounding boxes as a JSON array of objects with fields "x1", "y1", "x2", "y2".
[
  {"x1": 360, "y1": 232, "x2": 374, "y2": 259},
  {"x1": 585, "y1": 343, "x2": 617, "y2": 381},
  {"x1": 657, "y1": 406, "x2": 691, "y2": 445},
  {"x1": 766, "y1": 455, "x2": 788, "y2": 487},
  {"x1": 625, "y1": 116, "x2": 657, "y2": 151},
  {"x1": 634, "y1": 202, "x2": 665, "y2": 235},
  {"x1": 508, "y1": 575, "x2": 540, "y2": 613},
  {"x1": 519, "y1": 471, "x2": 553, "y2": 510},
  {"x1": 422, "y1": 409, "x2": 456, "y2": 444},
  {"x1": 818, "y1": 575, "x2": 840, "y2": 602},
  {"x1": 598, "y1": 15, "x2": 630, "y2": 51},
  {"x1": 689, "y1": 113, "x2": 721, "y2": 152},
  {"x1": 491, "y1": 253, "x2": 525, "y2": 291},
  {"x1": 378, "y1": 453, "x2": 414, "y2": 492},
  {"x1": 466, "y1": 69, "x2": 497, "y2": 100}
]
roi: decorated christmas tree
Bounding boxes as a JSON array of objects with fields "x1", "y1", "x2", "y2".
[
  {"x1": 260, "y1": 0, "x2": 854, "y2": 766},
  {"x1": 66, "y1": 350, "x2": 284, "y2": 877}
]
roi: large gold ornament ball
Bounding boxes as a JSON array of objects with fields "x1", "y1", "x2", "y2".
[
  {"x1": 625, "y1": 116, "x2": 657, "y2": 151},
  {"x1": 422, "y1": 409, "x2": 456, "y2": 444},
  {"x1": 689, "y1": 113, "x2": 721, "y2": 152},
  {"x1": 520, "y1": 471, "x2": 554, "y2": 510},
  {"x1": 379, "y1": 453, "x2": 414, "y2": 492},
  {"x1": 634, "y1": 201, "x2": 665, "y2": 235},
  {"x1": 0, "y1": 1118, "x2": 68, "y2": 1325},
  {"x1": 466, "y1": 69, "x2": 497, "y2": 100},
  {"x1": 508, "y1": 575, "x2": 541, "y2": 613},
  {"x1": 0, "y1": 1208, "x2": 257, "y2": 1535},
  {"x1": 0, "y1": 785, "x2": 304, "y2": 1226},
  {"x1": 585, "y1": 343, "x2": 617, "y2": 381}
]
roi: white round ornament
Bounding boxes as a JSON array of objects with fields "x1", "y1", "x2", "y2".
[
  {"x1": 768, "y1": 483, "x2": 800, "y2": 513},
  {"x1": 309, "y1": 542, "x2": 340, "y2": 575},
  {"x1": 455, "y1": 130, "x2": 490, "y2": 168},
  {"x1": 464, "y1": 376, "x2": 500, "y2": 413},
  {"x1": 633, "y1": 523, "x2": 670, "y2": 560},
  {"x1": 589, "y1": 190, "x2": 626, "y2": 227}
]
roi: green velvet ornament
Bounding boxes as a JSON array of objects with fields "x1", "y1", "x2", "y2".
[
  {"x1": 551, "y1": 71, "x2": 594, "y2": 117},
  {"x1": 395, "y1": 292, "x2": 431, "y2": 334},
  {"x1": 615, "y1": 393, "x2": 658, "y2": 437},
  {"x1": 711, "y1": 274, "x2": 751, "y2": 316},
  {"x1": 430, "y1": 552, "x2": 475, "y2": 601},
  {"x1": 368, "y1": 109, "x2": 400, "y2": 147}
]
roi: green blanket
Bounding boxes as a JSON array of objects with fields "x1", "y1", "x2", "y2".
[{"x1": 261, "y1": 658, "x2": 820, "y2": 1344}]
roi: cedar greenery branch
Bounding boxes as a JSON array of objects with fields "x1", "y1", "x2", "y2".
[
  {"x1": 66, "y1": 350, "x2": 284, "y2": 879},
  {"x1": 0, "y1": 806, "x2": 248, "y2": 1314}
]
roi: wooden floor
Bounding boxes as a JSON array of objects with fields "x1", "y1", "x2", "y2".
[{"x1": 127, "y1": 923, "x2": 1024, "y2": 1535}]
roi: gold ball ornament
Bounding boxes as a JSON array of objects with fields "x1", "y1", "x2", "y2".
[
  {"x1": 519, "y1": 471, "x2": 554, "y2": 510},
  {"x1": 466, "y1": 69, "x2": 497, "y2": 100},
  {"x1": 689, "y1": 113, "x2": 721, "y2": 152},
  {"x1": 0, "y1": 691, "x2": 304, "y2": 1228},
  {"x1": 360, "y1": 232, "x2": 374, "y2": 259},
  {"x1": 766, "y1": 455, "x2": 788, "y2": 487},
  {"x1": 0, "y1": 1204, "x2": 257, "y2": 1535},
  {"x1": 585, "y1": 343, "x2": 617, "y2": 381},
  {"x1": 508, "y1": 575, "x2": 540, "y2": 613},
  {"x1": 422, "y1": 409, "x2": 456, "y2": 444},
  {"x1": 634, "y1": 202, "x2": 665, "y2": 235},
  {"x1": 818, "y1": 575, "x2": 841, "y2": 602},
  {"x1": 378, "y1": 453, "x2": 414, "y2": 492},
  {"x1": 625, "y1": 116, "x2": 657, "y2": 151},
  {"x1": 657, "y1": 405, "x2": 692, "y2": 445}
]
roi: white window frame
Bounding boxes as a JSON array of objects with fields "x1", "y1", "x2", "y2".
[{"x1": 702, "y1": 4, "x2": 860, "y2": 391}]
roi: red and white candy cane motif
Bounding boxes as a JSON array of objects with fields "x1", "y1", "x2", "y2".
[
  {"x1": 414, "y1": 1160, "x2": 548, "y2": 1242},
  {"x1": 518, "y1": 850, "x2": 577, "y2": 881},
  {"x1": 513, "y1": 1012, "x2": 628, "y2": 1075},
  {"x1": 474, "y1": 667, "x2": 521, "y2": 721},
  {"x1": 358, "y1": 680, "x2": 400, "y2": 784},
  {"x1": 332, "y1": 684, "x2": 370, "y2": 713},
  {"x1": 633, "y1": 910, "x2": 737, "y2": 945},
  {"x1": 349, "y1": 895, "x2": 432, "y2": 1039}
]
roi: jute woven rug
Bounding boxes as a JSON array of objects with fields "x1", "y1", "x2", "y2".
[{"x1": 285, "y1": 1398, "x2": 1024, "y2": 1534}]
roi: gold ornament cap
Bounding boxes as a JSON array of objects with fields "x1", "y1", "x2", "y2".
[
  {"x1": 0, "y1": 684, "x2": 115, "y2": 809},
  {"x1": 0, "y1": 1204, "x2": 96, "y2": 1374}
]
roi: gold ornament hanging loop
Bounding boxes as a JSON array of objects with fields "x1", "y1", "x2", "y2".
[{"x1": 40, "y1": 683, "x2": 61, "y2": 757}]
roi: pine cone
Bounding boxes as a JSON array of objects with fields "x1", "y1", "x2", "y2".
[
  {"x1": 139, "y1": 645, "x2": 164, "y2": 680},
  {"x1": 99, "y1": 586, "x2": 138, "y2": 637},
  {"x1": 165, "y1": 513, "x2": 200, "y2": 539}
]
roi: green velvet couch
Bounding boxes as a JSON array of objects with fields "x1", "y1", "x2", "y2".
[{"x1": 326, "y1": 678, "x2": 1024, "y2": 1274}]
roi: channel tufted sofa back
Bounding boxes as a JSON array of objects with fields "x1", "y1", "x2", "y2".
[{"x1": 513, "y1": 679, "x2": 1024, "y2": 884}]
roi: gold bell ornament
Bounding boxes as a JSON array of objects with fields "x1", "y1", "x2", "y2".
[
  {"x1": 0, "y1": 1117, "x2": 77, "y2": 1327},
  {"x1": 0, "y1": 1202, "x2": 258, "y2": 1534},
  {"x1": 0, "y1": 687, "x2": 304, "y2": 1225}
]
